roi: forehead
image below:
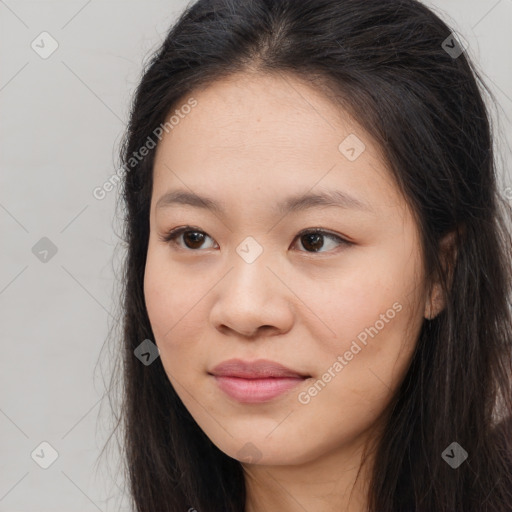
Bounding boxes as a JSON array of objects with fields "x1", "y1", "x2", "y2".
[
  {"x1": 151, "y1": 72, "x2": 405, "y2": 215},
  {"x1": 157, "y1": 72, "x2": 367, "y2": 157}
]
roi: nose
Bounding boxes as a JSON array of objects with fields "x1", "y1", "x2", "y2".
[{"x1": 209, "y1": 254, "x2": 295, "y2": 339}]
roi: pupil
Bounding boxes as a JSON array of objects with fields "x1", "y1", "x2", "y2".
[
  {"x1": 303, "y1": 233, "x2": 323, "y2": 252},
  {"x1": 185, "y1": 231, "x2": 204, "y2": 249}
]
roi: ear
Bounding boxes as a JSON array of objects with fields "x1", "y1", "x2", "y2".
[{"x1": 424, "y1": 230, "x2": 459, "y2": 320}]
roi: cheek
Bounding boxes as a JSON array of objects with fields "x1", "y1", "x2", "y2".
[
  {"x1": 312, "y1": 250, "x2": 424, "y2": 392},
  {"x1": 143, "y1": 248, "x2": 207, "y2": 362},
  {"x1": 299, "y1": 302, "x2": 420, "y2": 449},
  {"x1": 318, "y1": 263, "x2": 418, "y2": 342}
]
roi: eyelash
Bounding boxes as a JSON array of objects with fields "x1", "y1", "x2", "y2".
[{"x1": 158, "y1": 226, "x2": 352, "y2": 254}]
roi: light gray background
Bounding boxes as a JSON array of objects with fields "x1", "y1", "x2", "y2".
[{"x1": 1, "y1": 1, "x2": 511, "y2": 511}]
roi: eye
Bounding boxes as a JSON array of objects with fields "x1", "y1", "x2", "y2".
[
  {"x1": 159, "y1": 226, "x2": 217, "y2": 250},
  {"x1": 292, "y1": 228, "x2": 352, "y2": 253},
  {"x1": 159, "y1": 226, "x2": 352, "y2": 253}
]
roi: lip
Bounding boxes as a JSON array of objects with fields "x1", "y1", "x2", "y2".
[
  {"x1": 210, "y1": 358, "x2": 310, "y2": 379},
  {"x1": 209, "y1": 358, "x2": 310, "y2": 403}
]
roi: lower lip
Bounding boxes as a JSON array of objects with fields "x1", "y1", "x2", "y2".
[{"x1": 213, "y1": 375, "x2": 307, "y2": 403}]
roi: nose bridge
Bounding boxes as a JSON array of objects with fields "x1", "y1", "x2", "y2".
[
  {"x1": 235, "y1": 234, "x2": 267, "y2": 266},
  {"x1": 228, "y1": 236, "x2": 275, "y2": 301}
]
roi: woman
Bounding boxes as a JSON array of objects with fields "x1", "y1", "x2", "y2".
[{"x1": 106, "y1": 0, "x2": 512, "y2": 510}]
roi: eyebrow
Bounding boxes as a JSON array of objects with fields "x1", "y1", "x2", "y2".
[{"x1": 155, "y1": 188, "x2": 375, "y2": 215}]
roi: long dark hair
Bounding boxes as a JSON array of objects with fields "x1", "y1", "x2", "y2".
[{"x1": 102, "y1": 0, "x2": 512, "y2": 510}]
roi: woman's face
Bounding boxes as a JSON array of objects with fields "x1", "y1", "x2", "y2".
[{"x1": 144, "y1": 71, "x2": 431, "y2": 466}]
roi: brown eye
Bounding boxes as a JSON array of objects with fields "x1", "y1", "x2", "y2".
[
  {"x1": 160, "y1": 226, "x2": 351, "y2": 254},
  {"x1": 181, "y1": 231, "x2": 207, "y2": 249},
  {"x1": 160, "y1": 227, "x2": 217, "y2": 250},
  {"x1": 300, "y1": 232, "x2": 324, "y2": 252},
  {"x1": 294, "y1": 229, "x2": 351, "y2": 253}
]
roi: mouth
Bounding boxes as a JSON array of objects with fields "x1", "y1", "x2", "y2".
[
  {"x1": 211, "y1": 375, "x2": 309, "y2": 403},
  {"x1": 208, "y1": 358, "x2": 311, "y2": 403}
]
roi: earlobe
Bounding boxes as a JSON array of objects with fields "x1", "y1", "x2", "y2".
[
  {"x1": 424, "y1": 282, "x2": 445, "y2": 320},
  {"x1": 424, "y1": 230, "x2": 459, "y2": 320}
]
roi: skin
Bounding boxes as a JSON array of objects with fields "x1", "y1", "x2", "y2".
[{"x1": 143, "y1": 71, "x2": 446, "y2": 512}]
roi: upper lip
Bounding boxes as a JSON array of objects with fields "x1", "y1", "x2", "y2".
[{"x1": 209, "y1": 358, "x2": 310, "y2": 379}]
